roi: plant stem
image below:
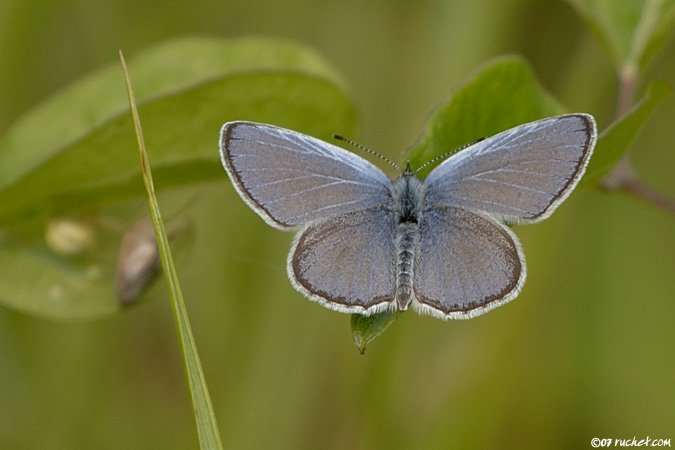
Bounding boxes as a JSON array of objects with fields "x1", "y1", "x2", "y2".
[
  {"x1": 602, "y1": 156, "x2": 675, "y2": 214},
  {"x1": 600, "y1": 60, "x2": 675, "y2": 217},
  {"x1": 616, "y1": 66, "x2": 637, "y2": 117}
]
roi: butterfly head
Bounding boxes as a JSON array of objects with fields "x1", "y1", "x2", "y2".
[{"x1": 403, "y1": 161, "x2": 415, "y2": 177}]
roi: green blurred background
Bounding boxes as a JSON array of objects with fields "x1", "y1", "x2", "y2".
[{"x1": 1, "y1": 1, "x2": 674, "y2": 449}]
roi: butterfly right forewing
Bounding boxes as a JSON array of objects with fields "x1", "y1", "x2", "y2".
[{"x1": 220, "y1": 122, "x2": 392, "y2": 230}]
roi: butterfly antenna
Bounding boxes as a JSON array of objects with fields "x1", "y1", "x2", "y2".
[
  {"x1": 414, "y1": 137, "x2": 486, "y2": 174},
  {"x1": 333, "y1": 134, "x2": 400, "y2": 172}
]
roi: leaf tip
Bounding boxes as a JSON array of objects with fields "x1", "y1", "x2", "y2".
[{"x1": 350, "y1": 310, "x2": 401, "y2": 354}]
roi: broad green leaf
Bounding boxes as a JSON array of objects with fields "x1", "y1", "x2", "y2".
[
  {"x1": 121, "y1": 52, "x2": 222, "y2": 449},
  {"x1": 0, "y1": 227, "x2": 115, "y2": 320},
  {"x1": 351, "y1": 311, "x2": 402, "y2": 354},
  {"x1": 566, "y1": 0, "x2": 675, "y2": 72},
  {"x1": 580, "y1": 80, "x2": 672, "y2": 187},
  {"x1": 0, "y1": 36, "x2": 356, "y2": 224},
  {"x1": 0, "y1": 36, "x2": 357, "y2": 321},
  {"x1": 406, "y1": 55, "x2": 562, "y2": 177},
  {"x1": 353, "y1": 56, "x2": 564, "y2": 349}
]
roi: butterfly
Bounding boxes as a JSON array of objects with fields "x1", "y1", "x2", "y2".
[{"x1": 219, "y1": 114, "x2": 596, "y2": 319}]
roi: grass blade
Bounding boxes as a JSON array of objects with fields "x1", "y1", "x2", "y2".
[{"x1": 119, "y1": 50, "x2": 223, "y2": 450}]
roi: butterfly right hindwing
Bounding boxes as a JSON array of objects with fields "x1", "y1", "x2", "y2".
[{"x1": 288, "y1": 207, "x2": 398, "y2": 314}]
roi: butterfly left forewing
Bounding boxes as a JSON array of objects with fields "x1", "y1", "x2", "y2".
[{"x1": 423, "y1": 114, "x2": 596, "y2": 223}]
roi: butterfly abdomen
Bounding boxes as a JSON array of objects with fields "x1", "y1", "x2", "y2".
[{"x1": 395, "y1": 222, "x2": 419, "y2": 309}]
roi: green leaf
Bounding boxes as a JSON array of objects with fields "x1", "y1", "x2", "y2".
[
  {"x1": 580, "y1": 80, "x2": 672, "y2": 187},
  {"x1": 0, "y1": 226, "x2": 117, "y2": 320},
  {"x1": 0, "y1": 36, "x2": 357, "y2": 224},
  {"x1": 351, "y1": 311, "x2": 402, "y2": 354},
  {"x1": 353, "y1": 57, "x2": 564, "y2": 349},
  {"x1": 405, "y1": 56, "x2": 563, "y2": 178},
  {"x1": 566, "y1": 0, "x2": 675, "y2": 72},
  {"x1": 0, "y1": 36, "x2": 357, "y2": 321},
  {"x1": 121, "y1": 50, "x2": 223, "y2": 450}
]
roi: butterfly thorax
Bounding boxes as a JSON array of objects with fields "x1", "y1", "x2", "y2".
[
  {"x1": 391, "y1": 164, "x2": 425, "y2": 224},
  {"x1": 391, "y1": 165, "x2": 425, "y2": 310}
]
